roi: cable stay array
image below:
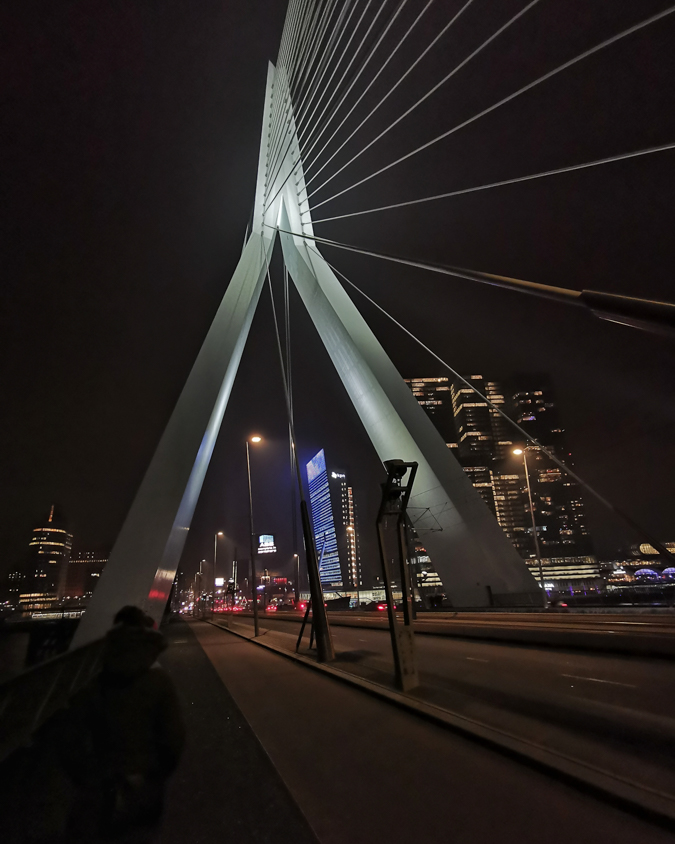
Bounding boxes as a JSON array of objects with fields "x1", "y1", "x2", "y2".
[{"x1": 261, "y1": 0, "x2": 675, "y2": 561}]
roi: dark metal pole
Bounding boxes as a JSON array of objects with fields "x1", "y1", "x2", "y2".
[
  {"x1": 376, "y1": 461, "x2": 419, "y2": 692},
  {"x1": 246, "y1": 441, "x2": 260, "y2": 637},
  {"x1": 522, "y1": 449, "x2": 548, "y2": 609}
]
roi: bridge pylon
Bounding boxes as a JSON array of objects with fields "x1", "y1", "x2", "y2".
[{"x1": 75, "y1": 62, "x2": 539, "y2": 646}]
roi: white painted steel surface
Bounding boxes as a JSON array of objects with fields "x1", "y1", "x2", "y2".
[{"x1": 75, "y1": 58, "x2": 538, "y2": 644}]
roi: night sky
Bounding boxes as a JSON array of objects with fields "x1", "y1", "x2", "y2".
[{"x1": 3, "y1": 0, "x2": 675, "y2": 586}]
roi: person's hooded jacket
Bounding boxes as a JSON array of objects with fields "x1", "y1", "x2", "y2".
[{"x1": 77, "y1": 624, "x2": 185, "y2": 784}]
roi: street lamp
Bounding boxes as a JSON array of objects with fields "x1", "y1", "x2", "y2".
[
  {"x1": 293, "y1": 553, "x2": 300, "y2": 604},
  {"x1": 246, "y1": 435, "x2": 263, "y2": 636},
  {"x1": 514, "y1": 448, "x2": 547, "y2": 608},
  {"x1": 214, "y1": 531, "x2": 224, "y2": 612}
]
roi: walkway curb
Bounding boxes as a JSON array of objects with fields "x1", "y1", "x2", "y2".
[{"x1": 206, "y1": 619, "x2": 675, "y2": 831}]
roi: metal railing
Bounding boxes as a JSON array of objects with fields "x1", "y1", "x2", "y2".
[{"x1": 0, "y1": 638, "x2": 104, "y2": 764}]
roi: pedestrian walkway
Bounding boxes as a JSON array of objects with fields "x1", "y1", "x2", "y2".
[{"x1": 157, "y1": 619, "x2": 318, "y2": 844}]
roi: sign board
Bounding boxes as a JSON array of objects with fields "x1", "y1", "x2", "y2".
[
  {"x1": 215, "y1": 577, "x2": 225, "y2": 587},
  {"x1": 258, "y1": 534, "x2": 277, "y2": 554}
]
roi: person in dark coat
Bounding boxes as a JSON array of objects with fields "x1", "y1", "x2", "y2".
[{"x1": 69, "y1": 606, "x2": 185, "y2": 840}]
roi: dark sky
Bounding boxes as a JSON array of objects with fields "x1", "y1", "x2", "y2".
[{"x1": 3, "y1": 0, "x2": 675, "y2": 585}]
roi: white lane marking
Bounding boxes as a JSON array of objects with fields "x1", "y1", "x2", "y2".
[
  {"x1": 561, "y1": 673, "x2": 636, "y2": 688},
  {"x1": 466, "y1": 657, "x2": 489, "y2": 663}
]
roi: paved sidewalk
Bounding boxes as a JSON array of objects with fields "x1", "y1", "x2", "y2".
[{"x1": 158, "y1": 619, "x2": 318, "y2": 844}]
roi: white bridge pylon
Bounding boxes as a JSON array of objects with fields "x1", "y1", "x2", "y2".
[{"x1": 75, "y1": 64, "x2": 538, "y2": 645}]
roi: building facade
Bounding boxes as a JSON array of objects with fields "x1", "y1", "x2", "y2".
[
  {"x1": 306, "y1": 448, "x2": 363, "y2": 590},
  {"x1": 14, "y1": 505, "x2": 74, "y2": 612},
  {"x1": 62, "y1": 550, "x2": 108, "y2": 603},
  {"x1": 406, "y1": 374, "x2": 598, "y2": 592}
]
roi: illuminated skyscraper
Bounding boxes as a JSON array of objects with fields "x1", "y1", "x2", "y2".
[
  {"x1": 19, "y1": 505, "x2": 74, "y2": 611},
  {"x1": 306, "y1": 449, "x2": 362, "y2": 590},
  {"x1": 403, "y1": 377, "x2": 456, "y2": 448},
  {"x1": 406, "y1": 374, "x2": 597, "y2": 589}
]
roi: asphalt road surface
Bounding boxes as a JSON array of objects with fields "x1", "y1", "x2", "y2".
[{"x1": 232, "y1": 612, "x2": 675, "y2": 799}]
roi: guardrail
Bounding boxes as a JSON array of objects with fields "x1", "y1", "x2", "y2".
[{"x1": 0, "y1": 638, "x2": 104, "y2": 764}]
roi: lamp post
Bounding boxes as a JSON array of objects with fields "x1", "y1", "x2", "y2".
[
  {"x1": 246, "y1": 435, "x2": 262, "y2": 636},
  {"x1": 293, "y1": 553, "x2": 300, "y2": 604},
  {"x1": 514, "y1": 448, "x2": 547, "y2": 608},
  {"x1": 214, "y1": 531, "x2": 224, "y2": 612}
]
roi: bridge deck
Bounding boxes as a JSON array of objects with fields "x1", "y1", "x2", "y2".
[{"x1": 175, "y1": 620, "x2": 673, "y2": 844}]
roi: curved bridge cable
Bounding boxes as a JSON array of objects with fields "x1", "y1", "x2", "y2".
[
  {"x1": 309, "y1": 4, "x2": 675, "y2": 211},
  {"x1": 302, "y1": 241, "x2": 675, "y2": 563},
  {"x1": 309, "y1": 142, "x2": 675, "y2": 223},
  {"x1": 306, "y1": 0, "x2": 542, "y2": 199}
]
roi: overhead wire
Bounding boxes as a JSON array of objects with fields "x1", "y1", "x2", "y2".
[
  {"x1": 309, "y1": 142, "x2": 675, "y2": 223},
  {"x1": 306, "y1": 0, "x2": 541, "y2": 200},
  {"x1": 309, "y1": 3, "x2": 675, "y2": 210}
]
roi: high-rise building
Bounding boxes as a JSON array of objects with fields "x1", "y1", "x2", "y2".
[
  {"x1": 403, "y1": 377, "x2": 456, "y2": 448},
  {"x1": 306, "y1": 448, "x2": 363, "y2": 590},
  {"x1": 406, "y1": 374, "x2": 597, "y2": 591},
  {"x1": 17, "y1": 505, "x2": 74, "y2": 611},
  {"x1": 450, "y1": 375, "x2": 515, "y2": 465},
  {"x1": 62, "y1": 550, "x2": 108, "y2": 602}
]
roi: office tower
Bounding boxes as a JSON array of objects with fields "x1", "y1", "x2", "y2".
[
  {"x1": 306, "y1": 448, "x2": 363, "y2": 590},
  {"x1": 62, "y1": 550, "x2": 108, "y2": 602},
  {"x1": 406, "y1": 373, "x2": 597, "y2": 591},
  {"x1": 403, "y1": 377, "x2": 456, "y2": 447},
  {"x1": 450, "y1": 375, "x2": 515, "y2": 465},
  {"x1": 19, "y1": 504, "x2": 73, "y2": 611},
  {"x1": 509, "y1": 376, "x2": 593, "y2": 561}
]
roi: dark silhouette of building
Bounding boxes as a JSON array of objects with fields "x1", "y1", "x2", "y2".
[{"x1": 62, "y1": 550, "x2": 109, "y2": 603}]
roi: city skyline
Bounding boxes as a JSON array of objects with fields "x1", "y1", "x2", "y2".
[{"x1": 2, "y1": 0, "x2": 674, "y2": 592}]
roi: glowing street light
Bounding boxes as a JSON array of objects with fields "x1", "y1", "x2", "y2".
[
  {"x1": 246, "y1": 435, "x2": 263, "y2": 635},
  {"x1": 213, "y1": 531, "x2": 224, "y2": 613},
  {"x1": 513, "y1": 447, "x2": 547, "y2": 608}
]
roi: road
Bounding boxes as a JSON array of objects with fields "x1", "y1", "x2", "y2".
[
  {"x1": 187, "y1": 620, "x2": 675, "y2": 844},
  {"x1": 230, "y1": 612, "x2": 675, "y2": 799}
]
